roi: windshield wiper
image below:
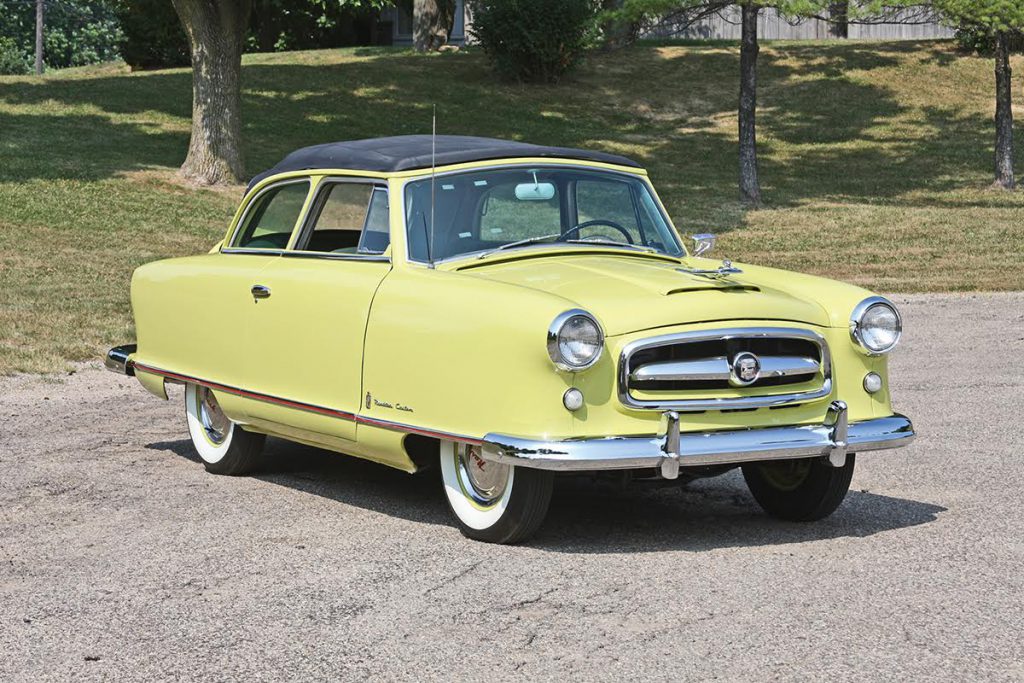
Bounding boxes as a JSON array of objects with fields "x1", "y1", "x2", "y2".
[
  {"x1": 564, "y1": 239, "x2": 658, "y2": 253},
  {"x1": 476, "y1": 233, "x2": 562, "y2": 259}
]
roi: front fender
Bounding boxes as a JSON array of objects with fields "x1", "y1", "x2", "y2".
[{"x1": 361, "y1": 267, "x2": 580, "y2": 440}]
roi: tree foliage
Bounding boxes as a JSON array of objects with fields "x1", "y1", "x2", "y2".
[
  {"x1": 117, "y1": 0, "x2": 190, "y2": 70},
  {"x1": 249, "y1": 0, "x2": 390, "y2": 52},
  {"x1": 0, "y1": 0, "x2": 122, "y2": 73},
  {"x1": 933, "y1": 0, "x2": 1024, "y2": 31}
]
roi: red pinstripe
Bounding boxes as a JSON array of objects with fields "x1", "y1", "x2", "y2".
[{"x1": 132, "y1": 362, "x2": 483, "y2": 446}]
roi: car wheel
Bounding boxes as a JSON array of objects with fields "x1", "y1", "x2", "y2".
[
  {"x1": 741, "y1": 455, "x2": 856, "y2": 521},
  {"x1": 184, "y1": 383, "x2": 265, "y2": 476},
  {"x1": 440, "y1": 441, "x2": 553, "y2": 544}
]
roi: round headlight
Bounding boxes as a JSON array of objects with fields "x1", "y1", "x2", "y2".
[
  {"x1": 850, "y1": 297, "x2": 902, "y2": 355},
  {"x1": 547, "y1": 310, "x2": 604, "y2": 371}
]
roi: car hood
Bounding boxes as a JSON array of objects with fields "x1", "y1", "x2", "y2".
[{"x1": 455, "y1": 253, "x2": 831, "y2": 335}]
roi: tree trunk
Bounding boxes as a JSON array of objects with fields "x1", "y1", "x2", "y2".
[
  {"x1": 994, "y1": 31, "x2": 1014, "y2": 190},
  {"x1": 739, "y1": 2, "x2": 762, "y2": 205},
  {"x1": 829, "y1": 1, "x2": 848, "y2": 39},
  {"x1": 171, "y1": 0, "x2": 251, "y2": 185},
  {"x1": 600, "y1": 0, "x2": 638, "y2": 51},
  {"x1": 34, "y1": 0, "x2": 44, "y2": 75},
  {"x1": 414, "y1": 0, "x2": 448, "y2": 52}
]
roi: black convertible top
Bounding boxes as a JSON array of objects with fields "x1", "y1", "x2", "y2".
[{"x1": 247, "y1": 135, "x2": 642, "y2": 191}]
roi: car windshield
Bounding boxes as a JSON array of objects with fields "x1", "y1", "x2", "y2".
[{"x1": 404, "y1": 166, "x2": 684, "y2": 263}]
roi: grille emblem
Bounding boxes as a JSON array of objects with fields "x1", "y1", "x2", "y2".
[{"x1": 729, "y1": 352, "x2": 761, "y2": 387}]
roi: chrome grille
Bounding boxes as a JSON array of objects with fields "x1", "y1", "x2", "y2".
[{"x1": 618, "y1": 327, "x2": 832, "y2": 412}]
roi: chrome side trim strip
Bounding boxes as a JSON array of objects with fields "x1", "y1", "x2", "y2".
[
  {"x1": 105, "y1": 344, "x2": 137, "y2": 376},
  {"x1": 481, "y1": 404, "x2": 915, "y2": 478},
  {"x1": 281, "y1": 251, "x2": 391, "y2": 263},
  {"x1": 130, "y1": 362, "x2": 482, "y2": 446},
  {"x1": 618, "y1": 326, "x2": 832, "y2": 412}
]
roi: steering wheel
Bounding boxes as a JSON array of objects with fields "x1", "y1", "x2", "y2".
[{"x1": 560, "y1": 219, "x2": 634, "y2": 245}]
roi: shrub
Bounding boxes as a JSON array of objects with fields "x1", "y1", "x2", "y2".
[
  {"x1": 0, "y1": 37, "x2": 30, "y2": 75},
  {"x1": 469, "y1": 0, "x2": 599, "y2": 83},
  {"x1": 117, "y1": 0, "x2": 190, "y2": 70}
]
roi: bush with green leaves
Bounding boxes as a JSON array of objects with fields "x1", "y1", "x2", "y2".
[
  {"x1": 0, "y1": 36, "x2": 30, "y2": 75},
  {"x1": 469, "y1": 0, "x2": 599, "y2": 83}
]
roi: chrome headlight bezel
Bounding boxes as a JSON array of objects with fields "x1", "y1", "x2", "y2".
[
  {"x1": 850, "y1": 296, "x2": 902, "y2": 355},
  {"x1": 547, "y1": 309, "x2": 604, "y2": 371}
]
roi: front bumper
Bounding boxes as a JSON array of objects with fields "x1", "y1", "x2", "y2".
[{"x1": 480, "y1": 401, "x2": 914, "y2": 480}]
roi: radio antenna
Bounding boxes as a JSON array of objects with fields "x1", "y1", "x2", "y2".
[{"x1": 427, "y1": 104, "x2": 437, "y2": 269}]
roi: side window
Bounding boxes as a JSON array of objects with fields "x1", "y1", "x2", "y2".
[
  {"x1": 298, "y1": 182, "x2": 391, "y2": 255},
  {"x1": 575, "y1": 179, "x2": 644, "y2": 244},
  {"x1": 232, "y1": 181, "x2": 310, "y2": 250}
]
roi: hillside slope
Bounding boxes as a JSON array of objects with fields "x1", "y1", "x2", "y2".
[{"x1": 1, "y1": 41, "x2": 1022, "y2": 372}]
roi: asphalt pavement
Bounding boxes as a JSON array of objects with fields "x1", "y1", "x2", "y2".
[{"x1": 1, "y1": 293, "x2": 1022, "y2": 681}]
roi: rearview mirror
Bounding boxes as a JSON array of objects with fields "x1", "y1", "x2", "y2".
[
  {"x1": 515, "y1": 182, "x2": 555, "y2": 201},
  {"x1": 691, "y1": 233, "x2": 716, "y2": 257}
]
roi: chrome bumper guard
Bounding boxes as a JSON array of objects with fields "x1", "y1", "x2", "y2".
[
  {"x1": 105, "y1": 344, "x2": 137, "y2": 376},
  {"x1": 480, "y1": 401, "x2": 915, "y2": 480}
]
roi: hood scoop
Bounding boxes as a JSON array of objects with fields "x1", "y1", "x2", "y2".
[{"x1": 664, "y1": 284, "x2": 760, "y2": 296}]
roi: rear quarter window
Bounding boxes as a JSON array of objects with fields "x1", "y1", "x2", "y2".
[{"x1": 231, "y1": 180, "x2": 310, "y2": 250}]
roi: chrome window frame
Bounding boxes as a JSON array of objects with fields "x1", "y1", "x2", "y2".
[
  {"x1": 617, "y1": 327, "x2": 833, "y2": 412},
  {"x1": 222, "y1": 177, "x2": 313, "y2": 255},
  {"x1": 398, "y1": 163, "x2": 685, "y2": 266},
  {"x1": 288, "y1": 176, "x2": 391, "y2": 262}
]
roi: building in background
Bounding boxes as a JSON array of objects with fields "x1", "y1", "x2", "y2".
[{"x1": 382, "y1": 0, "x2": 472, "y2": 47}]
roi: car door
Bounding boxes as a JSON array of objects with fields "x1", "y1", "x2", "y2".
[
  {"x1": 242, "y1": 177, "x2": 392, "y2": 441},
  {"x1": 134, "y1": 177, "x2": 311, "y2": 402}
]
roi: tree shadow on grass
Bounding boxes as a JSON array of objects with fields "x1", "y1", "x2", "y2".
[
  {"x1": 0, "y1": 42, "x2": 999, "y2": 206},
  {"x1": 147, "y1": 436, "x2": 944, "y2": 554}
]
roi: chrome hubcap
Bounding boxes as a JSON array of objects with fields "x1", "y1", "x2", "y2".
[
  {"x1": 456, "y1": 444, "x2": 510, "y2": 505},
  {"x1": 197, "y1": 387, "x2": 231, "y2": 445}
]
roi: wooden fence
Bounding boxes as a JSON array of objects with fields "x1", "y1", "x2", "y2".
[{"x1": 641, "y1": 6, "x2": 955, "y2": 41}]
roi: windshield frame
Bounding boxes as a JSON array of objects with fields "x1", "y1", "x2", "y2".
[{"x1": 399, "y1": 163, "x2": 686, "y2": 266}]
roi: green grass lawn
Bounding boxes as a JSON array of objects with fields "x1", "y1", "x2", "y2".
[{"x1": 1, "y1": 40, "x2": 1023, "y2": 373}]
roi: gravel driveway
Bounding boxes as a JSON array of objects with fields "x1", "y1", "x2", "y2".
[{"x1": 2, "y1": 293, "x2": 1022, "y2": 681}]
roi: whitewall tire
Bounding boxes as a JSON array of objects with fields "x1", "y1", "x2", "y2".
[
  {"x1": 440, "y1": 441, "x2": 553, "y2": 544},
  {"x1": 185, "y1": 383, "x2": 265, "y2": 475}
]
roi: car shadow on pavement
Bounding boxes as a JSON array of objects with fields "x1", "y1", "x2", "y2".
[
  {"x1": 146, "y1": 437, "x2": 454, "y2": 527},
  {"x1": 533, "y1": 475, "x2": 947, "y2": 554},
  {"x1": 147, "y1": 438, "x2": 945, "y2": 552}
]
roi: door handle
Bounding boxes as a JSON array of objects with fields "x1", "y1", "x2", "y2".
[{"x1": 251, "y1": 284, "x2": 271, "y2": 300}]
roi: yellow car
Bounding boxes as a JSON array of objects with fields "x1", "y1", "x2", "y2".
[{"x1": 107, "y1": 135, "x2": 914, "y2": 543}]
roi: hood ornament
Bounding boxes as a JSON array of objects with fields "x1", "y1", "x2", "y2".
[
  {"x1": 676, "y1": 259, "x2": 743, "y2": 280},
  {"x1": 680, "y1": 232, "x2": 742, "y2": 279}
]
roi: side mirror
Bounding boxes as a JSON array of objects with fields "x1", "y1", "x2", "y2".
[{"x1": 691, "y1": 233, "x2": 716, "y2": 257}]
